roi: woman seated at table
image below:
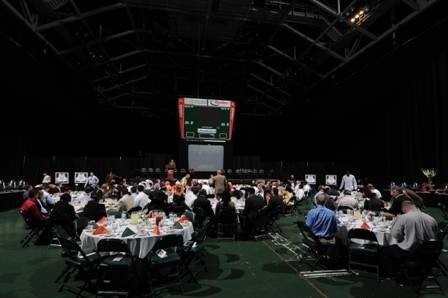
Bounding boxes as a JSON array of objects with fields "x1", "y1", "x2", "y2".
[{"x1": 82, "y1": 194, "x2": 107, "y2": 222}]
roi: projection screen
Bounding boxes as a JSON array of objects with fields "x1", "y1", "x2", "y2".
[{"x1": 188, "y1": 144, "x2": 224, "y2": 171}]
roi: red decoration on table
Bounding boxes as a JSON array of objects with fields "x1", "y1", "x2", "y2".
[
  {"x1": 93, "y1": 226, "x2": 108, "y2": 235},
  {"x1": 179, "y1": 215, "x2": 188, "y2": 222},
  {"x1": 360, "y1": 221, "x2": 370, "y2": 230}
]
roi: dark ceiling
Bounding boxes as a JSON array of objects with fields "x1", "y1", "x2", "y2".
[{"x1": 1, "y1": 0, "x2": 445, "y2": 119}]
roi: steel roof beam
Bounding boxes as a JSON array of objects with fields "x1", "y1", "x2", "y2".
[
  {"x1": 308, "y1": 0, "x2": 376, "y2": 40},
  {"x1": 37, "y1": 3, "x2": 126, "y2": 31},
  {"x1": 282, "y1": 23, "x2": 346, "y2": 61},
  {"x1": 100, "y1": 75, "x2": 148, "y2": 93}
]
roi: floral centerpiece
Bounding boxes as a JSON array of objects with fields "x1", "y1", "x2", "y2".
[{"x1": 421, "y1": 168, "x2": 437, "y2": 191}]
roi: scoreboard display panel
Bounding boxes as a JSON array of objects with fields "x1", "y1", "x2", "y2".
[{"x1": 178, "y1": 97, "x2": 235, "y2": 141}]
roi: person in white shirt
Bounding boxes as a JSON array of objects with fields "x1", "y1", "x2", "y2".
[
  {"x1": 85, "y1": 172, "x2": 99, "y2": 188},
  {"x1": 339, "y1": 171, "x2": 357, "y2": 191},
  {"x1": 366, "y1": 184, "x2": 382, "y2": 199},
  {"x1": 185, "y1": 188, "x2": 198, "y2": 209},
  {"x1": 118, "y1": 188, "x2": 135, "y2": 212},
  {"x1": 134, "y1": 185, "x2": 150, "y2": 209},
  {"x1": 303, "y1": 182, "x2": 311, "y2": 196},
  {"x1": 42, "y1": 173, "x2": 51, "y2": 184},
  {"x1": 336, "y1": 190, "x2": 358, "y2": 209},
  {"x1": 294, "y1": 182, "x2": 305, "y2": 201}
]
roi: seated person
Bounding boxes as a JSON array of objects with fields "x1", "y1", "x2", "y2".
[
  {"x1": 82, "y1": 195, "x2": 107, "y2": 222},
  {"x1": 387, "y1": 186, "x2": 409, "y2": 215},
  {"x1": 281, "y1": 186, "x2": 295, "y2": 207},
  {"x1": 171, "y1": 191, "x2": 189, "y2": 215},
  {"x1": 241, "y1": 187, "x2": 265, "y2": 238},
  {"x1": 381, "y1": 200, "x2": 438, "y2": 277},
  {"x1": 20, "y1": 189, "x2": 48, "y2": 226},
  {"x1": 118, "y1": 188, "x2": 135, "y2": 212},
  {"x1": 363, "y1": 191, "x2": 384, "y2": 211},
  {"x1": 134, "y1": 185, "x2": 150, "y2": 209},
  {"x1": 193, "y1": 190, "x2": 215, "y2": 219},
  {"x1": 266, "y1": 188, "x2": 284, "y2": 214},
  {"x1": 216, "y1": 192, "x2": 237, "y2": 236},
  {"x1": 50, "y1": 193, "x2": 79, "y2": 237},
  {"x1": 366, "y1": 184, "x2": 382, "y2": 199},
  {"x1": 306, "y1": 194, "x2": 337, "y2": 243},
  {"x1": 146, "y1": 185, "x2": 168, "y2": 212},
  {"x1": 336, "y1": 190, "x2": 358, "y2": 210}
]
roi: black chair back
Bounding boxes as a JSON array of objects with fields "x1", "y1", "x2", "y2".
[
  {"x1": 58, "y1": 237, "x2": 90, "y2": 259},
  {"x1": 296, "y1": 221, "x2": 318, "y2": 246},
  {"x1": 347, "y1": 228, "x2": 378, "y2": 243},
  {"x1": 97, "y1": 239, "x2": 131, "y2": 255},
  {"x1": 407, "y1": 240, "x2": 443, "y2": 264},
  {"x1": 153, "y1": 234, "x2": 184, "y2": 251},
  {"x1": 437, "y1": 222, "x2": 448, "y2": 241}
]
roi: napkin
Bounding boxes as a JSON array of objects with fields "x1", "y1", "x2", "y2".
[
  {"x1": 360, "y1": 221, "x2": 370, "y2": 230},
  {"x1": 93, "y1": 226, "x2": 108, "y2": 235},
  {"x1": 97, "y1": 217, "x2": 106, "y2": 225},
  {"x1": 173, "y1": 222, "x2": 183, "y2": 229},
  {"x1": 121, "y1": 227, "x2": 136, "y2": 237}
]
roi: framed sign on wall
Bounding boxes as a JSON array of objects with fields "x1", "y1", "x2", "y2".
[
  {"x1": 305, "y1": 174, "x2": 316, "y2": 185},
  {"x1": 55, "y1": 172, "x2": 69, "y2": 184},
  {"x1": 325, "y1": 175, "x2": 337, "y2": 186}
]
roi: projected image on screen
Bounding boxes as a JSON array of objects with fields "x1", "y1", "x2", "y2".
[{"x1": 188, "y1": 144, "x2": 224, "y2": 172}]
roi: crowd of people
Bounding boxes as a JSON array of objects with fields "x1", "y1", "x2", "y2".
[
  {"x1": 19, "y1": 168, "x2": 443, "y2": 282},
  {"x1": 20, "y1": 170, "x2": 313, "y2": 243},
  {"x1": 306, "y1": 179, "x2": 438, "y2": 278}
]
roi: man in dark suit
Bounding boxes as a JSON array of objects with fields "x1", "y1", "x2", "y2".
[{"x1": 241, "y1": 187, "x2": 265, "y2": 239}]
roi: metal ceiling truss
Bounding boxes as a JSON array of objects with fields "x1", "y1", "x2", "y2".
[{"x1": 1, "y1": 0, "x2": 443, "y2": 117}]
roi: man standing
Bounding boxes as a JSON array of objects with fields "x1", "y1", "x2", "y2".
[
  {"x1": 85, "y1": 172, "x2": 99, "y2": 188},
  {"x1": 339, "y1": 171, "x2": 357, "y2": 191},
  {"x1": 212, "y1": 170, "x2": 227, "y2": 195},
  {"x1": 381, "y1": 200, "x2": 438, "y2": 277}
]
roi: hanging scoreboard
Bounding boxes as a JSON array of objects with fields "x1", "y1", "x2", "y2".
[{"x1": 178, "y1": 97, "x2": 236, "y2": 141}]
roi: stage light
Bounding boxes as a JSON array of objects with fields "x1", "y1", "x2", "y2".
[
  {"x1": 355, "y1": 14, "x2": 359, "y2": 18},
  {"x1": 351, "y1": 18, "x2": 355, "y2": 23},
  {"x1": 359, "y1": 10, "x2": 364, "y2": 15}
]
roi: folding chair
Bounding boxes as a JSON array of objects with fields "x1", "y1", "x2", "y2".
[
  {"x1": 400, "y1": 240, "x2": 444, "y2": 294},
  {"x1": 96, "y1": 238, "x2": 140, "y2": 297},
  {"x1": 149, "y1": 234, "x2": 187, "y2": 293},
  {"x1": 19, "y1": 210, "x2": 43, "y2": 247},
  {"x1": 55, "y1": 236, "x2": 100, "y2": 296},
  {"x1": 347, "y1": 228, "x2": 380, "y2": 280},
  {"x1": 296, "y1": 221, "x2": 333, "y2": 269}
]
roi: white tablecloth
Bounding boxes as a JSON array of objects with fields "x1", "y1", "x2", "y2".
[
  {"x1": 80, "y1": 221, "x2": 194, "y2": 259},
  {"x1": 336, "y1": 214, "x2": 397, "y2": 246}
]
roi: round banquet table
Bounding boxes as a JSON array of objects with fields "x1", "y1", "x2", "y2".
[
  {"x1": 80, "y1": 219, "x2": 194, "y2": 259},
  {"x1": 336, "y1": 213, "x2": 397, "y2": 246}
]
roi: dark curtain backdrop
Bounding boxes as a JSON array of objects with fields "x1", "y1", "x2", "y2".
[{"x1": 1, "y1": 12, "x2": 447, "y2": 187}]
